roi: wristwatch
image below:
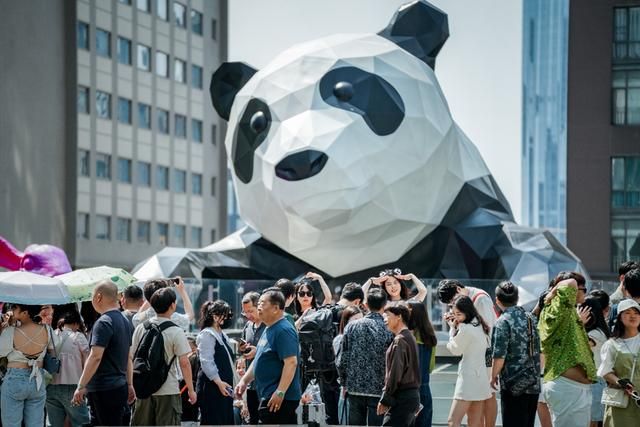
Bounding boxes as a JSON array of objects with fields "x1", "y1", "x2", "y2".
[
  {"x1": 275, "y1": 389, "x2": 285, "y2": 398},
  {"x1": 76, "y1": 383, "x2": 85, "y2": 390}
]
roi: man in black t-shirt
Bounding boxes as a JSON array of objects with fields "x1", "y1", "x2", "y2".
[{"x1": 72, "y1": 280, "x2": 134, "y2": 426}]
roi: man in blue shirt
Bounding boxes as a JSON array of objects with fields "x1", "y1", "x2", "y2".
[{"x1": 235, "y1": 289, "x2": 301, "y2": 424}]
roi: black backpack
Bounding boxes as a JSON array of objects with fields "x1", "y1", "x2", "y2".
[
  {"x1": 132, "y1": 320, "x2": 177, "y2": 399},
  {"x1": 298, "y1": 308, "x2": 336, "y2": 373}
]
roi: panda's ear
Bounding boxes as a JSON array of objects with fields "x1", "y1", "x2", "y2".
[
  {"x1": 378, "y1": 0, "x2": 449, "y2": 70},
  {"x1": 209, "y1": 62, "x2": 258, "y2": 121}
]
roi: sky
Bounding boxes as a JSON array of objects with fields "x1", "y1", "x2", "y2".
[{"x1": 228, "y1": 0, "x2": 523, "y2": 221}]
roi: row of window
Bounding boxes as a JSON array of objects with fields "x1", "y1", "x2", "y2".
[
  {"x1": 77, "y1": 22, "x2": 204, "y2": 88},
  {"x1": 118, "y1": 0, "x2": 211, "y2": 38},
  {"x1": 79, "y1": 150, "x2": 216, "y2": 196},
  {"x1": 613, "y1": 7, "x2": 640, "y2": 125},
  {"x1": 78, "y1": 213, "x2": 212, "y2": 247},
  {"x1": 78, "y1": 87, "x2": 204, "y2": 141}
]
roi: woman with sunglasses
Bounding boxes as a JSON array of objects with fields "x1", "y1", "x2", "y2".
[
  {"x1": 293, "y1": 272, "x2": 333, "y2": 328},
  {"x1": 196, "y1": 300, "x2": 236, "y2": 425},
  {"x1": 363, "y1": 268, "x2": 428, "y2": 303},
  {"x1": 598, "y1": 299, "x2": 640, "y2": 425}
]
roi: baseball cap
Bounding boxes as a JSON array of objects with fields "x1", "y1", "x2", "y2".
[{"x1": 618, "y1": 299, "x2": 640, "y2": 314}]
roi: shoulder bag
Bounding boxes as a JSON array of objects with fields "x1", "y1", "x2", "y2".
[{"x1": 600, "y1": 340, "x2": 638, "y2": 409}]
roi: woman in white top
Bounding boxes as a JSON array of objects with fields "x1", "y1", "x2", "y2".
[
  {"x1": 445, "y1": 295, "x2": 492, "y2": 427},
  {"x1": 0, "y1": 304, "x2": 55, "y2": 427},
  {"x1": 598, "y1": 299, "x2": 640, "y2": 426},
  {"x1": 580, "y1": 296, "x2": 611, "y2": 427},
  {"x1": 46, "y1": 310, "x2": 90, "y2": 427}
]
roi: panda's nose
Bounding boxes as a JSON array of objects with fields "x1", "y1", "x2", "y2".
[{"x1": 275, "y1": 150, "x2": 328, "y2": 181}]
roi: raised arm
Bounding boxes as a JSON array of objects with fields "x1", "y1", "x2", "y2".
[
  {"x1": 306, "y1": 272, "x2": 333, "y2": 305},
  {"x1": 175, "y1": 277, "x2": 195, "y2": 321},
  {"x1": 398, "y1": 273, "x2": 427, "y2": 302}
]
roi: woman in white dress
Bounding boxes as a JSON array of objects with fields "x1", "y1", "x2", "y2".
[{"x1": 445, "y1": 295, "x2": 493, "y2": 427}]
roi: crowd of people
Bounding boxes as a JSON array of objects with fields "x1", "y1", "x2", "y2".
[{"x1": 0, "y1": 263, "x2": 639, "y2": 426}]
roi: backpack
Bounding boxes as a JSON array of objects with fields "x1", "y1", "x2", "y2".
[
  {"x1": 132, "y1": 320, "x2": 177, "y2": 399},
  {"x1": 298, "y1": 308, "x2": 336, "y2": 373}
]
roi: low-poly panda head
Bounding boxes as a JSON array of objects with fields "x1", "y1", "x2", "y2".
[{"x1": 211, "y1": 1, "x2": 493, "y2": 276}]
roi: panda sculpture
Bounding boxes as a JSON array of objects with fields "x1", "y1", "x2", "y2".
[{"x1": 204, "y1": 0, "x2": 585, "y2": 295}]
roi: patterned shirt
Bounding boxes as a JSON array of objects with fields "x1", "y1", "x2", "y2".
[
  {"x1": 538, "y1": 286, "x2": 596, "y2": 382},
  {"x1": 492, "y1": 306, "x2": 541, "y2": 394},
  {"x1": 336, "y1": 312, "x2": 393, "y2": 397}
]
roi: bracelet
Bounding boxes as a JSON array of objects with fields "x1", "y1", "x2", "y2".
[{"x1": 77, "y1": 383, "x2": 85, "y2": 390}]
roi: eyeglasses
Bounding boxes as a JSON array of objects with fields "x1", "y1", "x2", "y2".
[
  {"x1": 577, "y1": 287, "x2": 587, "y2": 293},
  {"x1": 379, "y1": 268, "x2": 402, "y2": 277},
  {"x1": 298, "y1": 291, "x2": 313, "y2": 297}
]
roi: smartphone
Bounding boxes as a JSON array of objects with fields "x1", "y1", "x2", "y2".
[
  {"x1": 170, "y1": 277, "x2": 180, "y2": 286},
  {"x1": 225, "y1": 386, "x2": 234, "y2": 396}
]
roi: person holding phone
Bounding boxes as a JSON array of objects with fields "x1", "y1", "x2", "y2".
[{"x1": 132, "y1": 277, "x2": 195, "y2": 331}]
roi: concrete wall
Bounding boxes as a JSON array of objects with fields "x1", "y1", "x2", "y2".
[{"x1": 0, "y1": 0, "x2": 77, "y2": 259}]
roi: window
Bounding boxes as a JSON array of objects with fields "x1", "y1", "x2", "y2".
[
  {"x1": 137, "y1": 44, "x2": 151, "y2": 71},
  {"x1": 191, "y1": 10, "x2": 203, "y2": 35},
  {"x1": 614, "y1": 8, "x2": 640, "y2": 61},
  {"x1": 191, "y1": 226, "x2": 202, "y2": 247},
  {"x1": 211, "y1": 19, "x2": 217, "y2": 40},
  {"x1": 192, "y1": 118, "x2": 202, "y2": 142},
  {"x1": 156, "y1": 51, "x2": 169, "y2": 77},
  {"x1": 119, "y1": 0, "x2": 132, "y2": 5},
  {"x1": 174, "y1": 169, "x2": 186, "y2": 193},
  {"x1": 138, "y1": 102, "x2": 151, "y2": 129},
  {"x1": 174, "y1": 58, "x2": 186, "y2": 83},
  {"x1": 77, "y1": 21, "x2": 89, "y2": 50},
  {"x1": 96, "y1": 153, "x2": 111, "y2": 180},
  {"x1": 116, "y1": 218, "x2": 132, "y2": 242},
  {"x1": 96, "y1": 215, "x2": 111, "y2": 240},
  {"x1": 137, "y1": 161, "x2": 151, "y2": 186},
  {"x1": 96, "y1": 28, "x2": 111, "y2": 58},
  {"x1": 117, "y1": 158, "x2": 132, "y2": 183},
  {"x1": 156, "y1": 165, "x2": 169, "y2": 190},
  {"x1": 79, "y1": 150, "x2": 90, "y2": 177},
  {"x1": 78, "y1": 86, "x2": 89, "y2": 114},
  {"x1": 612, "y1": 219, "x2": 640, "y2": 270},
  {"x1": 156, "y1": 0, "x2": 168, "y2": 20},
  {"x1": 77, "y1": 213, "x2": 89, "y2": 239},
  {"x1": 174, "y1": 224, "x2": 186, "y2": 246},
  {"x1": 158, "y1": 222, "x2": 169, "y2": 245},
  {"x1": 96, "y1": 91, "x2": 111, "y2": 119},
  {"x1": 210, "y1": 228, "x2": 217, "y2": 243},
  {"x1": 211, "y1": 124, "x2": 217, "y2": 145},
  {"x1": 191, "y1": 64, "x2": 203, "y2": 89},
  {"x1": 175, "y1": 114, "x2": 186, "y2": 138},
  {"x1": 611, "y1": 156, "x2": 640, "y2": 269},
  {"x1": 174, "y1": 2, "x2": 186, "y2": 28},
  {"x1": 157, "y1": 109, "x2": 169, "y2": 134},
  {"x1": 137, "y1": 0, "x2": 150, "y2": 12},
  {"x1": 192, "y1": 173, "x2": 202, "y2": 195},
  {"x1": 210, "y1": 176, "x2": 216, "y2": 197},
  {"x1": 612, "y1": 71, "x2": 640, "y2": 125},
  {"x1": 117, "y1": 37, "x2": 131, "y2": 65},
  {"x1": 137, "y1": 220, "x2": 151, "y2": 243},
  {"x1": 118, "y1": 97, "x2": 132, "y2": 124}
]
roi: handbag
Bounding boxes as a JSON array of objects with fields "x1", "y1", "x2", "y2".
[
  {"x1": 43, "y1": 326, "x2": 61, "y2": 375},
  {"x1": 501, "y1": 311, "x2": 539, "y2": 396},
  {"x1": 601, "y1": 340, "x2": 639, "y2": 409}
]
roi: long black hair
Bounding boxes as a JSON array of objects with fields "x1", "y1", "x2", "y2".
[
  {"x1": 580, "y1": 297, "x2": 610, "y2": 338},
  {"x1": 294, "y1": 282, "x2": 318, "y2": 315},
  {"x1": 198, "y1": 300, "x2": 233, "y2": 330},
  {"x1": 452, "y1": 295, "x2": 490, "y2": 335},
  {"x1": 408, "y1": 301, "x2": 437, "y2": 347}
]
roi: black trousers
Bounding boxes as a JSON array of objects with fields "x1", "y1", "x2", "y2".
[
  {"x1": 258, "y1": 398, "x2": 299, "y2": 424},
  {"x1": 348, "y1": 394, "x2": 383, "y2": 426},
  {"x1": 87, "y1": 384, "x2": 128, "y2": 427},
  {"x1": 246, "y1": 389, "x2": 260, "y2": 424},
  {"x1": 500, "y1": 390, "x2": 539, "y2": 427},
  {"x1": 382, "y1": 388, "x2": 420, "y2": 427}
]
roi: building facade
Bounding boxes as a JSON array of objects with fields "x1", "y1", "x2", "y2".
[
  {"x1": 522, "y1": 0, "x2": 569, "y2": 243},
  {"x1": 567, "y1": 0, "x2": 640, "y2": 276},
  {"x1": 1, "y1": 0, "x2": 228, "y2": 270}
]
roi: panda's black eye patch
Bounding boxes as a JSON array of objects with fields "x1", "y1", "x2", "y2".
[
  {"x1": 232, "y1": 98, "x2": 271, "y2": 184},
  {"x1": 319, "y1": 66, "x2": 404, "y2": 136}
]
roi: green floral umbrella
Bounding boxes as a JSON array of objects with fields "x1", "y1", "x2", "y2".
[{"x1": 56, "y1": 266, "x2": 136, "y2": 302}]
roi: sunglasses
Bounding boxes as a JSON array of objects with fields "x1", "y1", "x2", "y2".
[
  {"x1": 298, "y1": 291, "x2": 313, "y2": 298},
  {"x1": 631, "y1": 390, "x2": 640, "y2": 408},
  {"x1": 379, "y1": 268, "x2": 402, "y2": 278}
]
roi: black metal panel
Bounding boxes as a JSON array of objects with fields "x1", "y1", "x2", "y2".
[
  {"x1": 319, "y1": 66, "x2": 405, "y2": 136},
  {"x1": 232, "y1": 98, "x2": 271, "y2": 184},
  {"x1": 210, "y1": 62, "x2": 257, "y2": 121},
  {"x1": 378, "y1": 0, "x2": 449, "y2": 70}
]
